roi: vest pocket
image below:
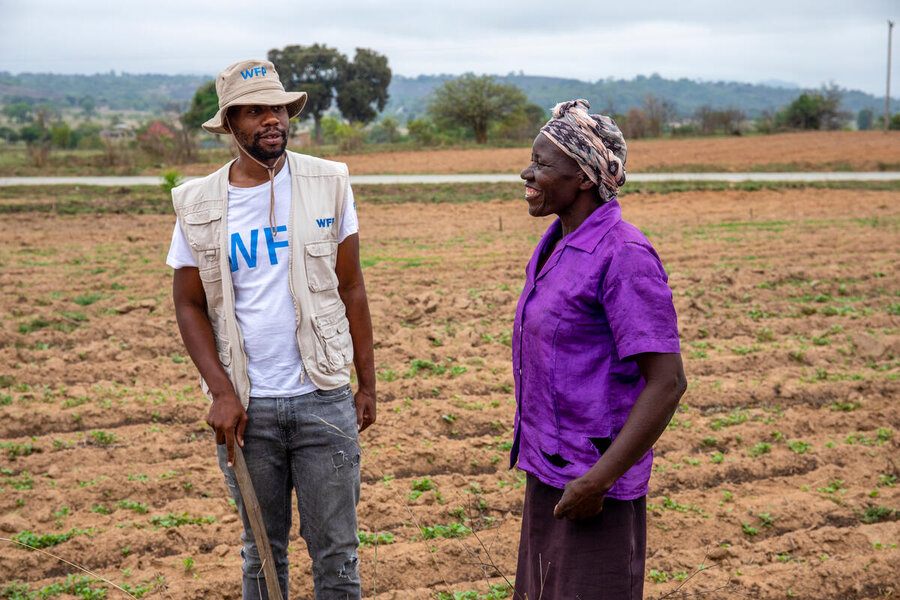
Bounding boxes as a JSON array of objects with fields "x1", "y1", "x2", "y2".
[
  {"x1": 305, "y1": 241, "x2": 338, "y2": 292},
  {"x1": 198, "y1": 249, "x2": 221, "y2": 283},
  {"x1": 312, "y1": 305, "x2": 353, "y2": 373},
  {"x1": 181, "y1": 205, "x2": 222, "y2": 259},
  {"x1": 215, "y1": 337, "x2": 231, "y2": 367},
  {"x1": 182, "y1": 204, "x2": 222, "y2": 226}
]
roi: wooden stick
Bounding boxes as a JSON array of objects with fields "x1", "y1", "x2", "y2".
[{"x1": 233, "y1": 444, "x2": 285, "y2": 600}]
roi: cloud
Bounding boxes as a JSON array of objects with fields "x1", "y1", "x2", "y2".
[{"x1": 0, "y1": 0, "x2": 896, "y2": 95}]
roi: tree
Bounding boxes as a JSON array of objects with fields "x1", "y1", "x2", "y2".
[
  {"x1": 0, "y1": 126, "x2": 19, "y2": 144},
  {"x1": 73, "y1": 122, "x2": 103, "y2": 149},
  {"x1": 622, "y1": 108, "x2": 648, "y2": 139},
  {"x1": 3, "y1": 102, "x2": 32, "y2": 124},
  {"x1": 79, "y1": 96, "x2": 97, "y2": 118},
  {"x1": 643, "y1": 95, "x2": 676, "y2": 138},
  {"x1": 494, "y1": 103, "x2": 548, "y2": 141},
  {"x1": 50, "y1": 122, "x2": 72, "y2": 148},
  {"x1": 779, "y1": 85, "x2": 849, "y2": 130},
  {"x1": 781, "y1": 93, "x2": 822, "y2": 129},
  {"x1": 818, "y1": 84, "x2": 850, "y2": 130},
  {"x1": 407, "y1": 118, "x2": 438, "y2": 145},
  {"x1": 427, "y1": 74, "x2": 527, "y2": 144},
  {"x1": 18, "y1": 124, "x2": 42, "y2": 144},
  {"x1": 182, "y1": 81, "x2": 218, "y2": 130},
  {"x1": 269, "y1": 44, "x2": 343, "y2": 143},
  {"x1": 22, "y1": 108, "x2": 52, "y2": 167},
  {"x1": 138, "y1": 120, "x2": 177, "y2": 162},
  {"x1": 164, "y1": 101, "x2": 197, "y2": 163},
  {"x1": 856, "y1": 109, "x2": 873, "y2": 131},
  {"x1": 367, "y1": 116, "x2": 401, "y2": 144},
  {"x1": 335, "y1": 48, "x2": 391, "y2": 125},
  {"x1": 694, "y1": 105, "x2": 745, "y2": 135}
]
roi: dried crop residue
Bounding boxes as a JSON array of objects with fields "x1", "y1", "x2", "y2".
[
  {"x1": 333, "y1": 130, "x2": 900, "y2": 174},
  {"x1": 0, "y1": 186, "x2": 898, "y2": 599}
]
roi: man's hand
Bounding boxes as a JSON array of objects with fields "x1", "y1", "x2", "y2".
[
  {"x1": 336, "y1": 232, "x2": 377, "y2": 434},
  {"x1": 355, "y1": 388, "x2": 376, "y2": 432},
  {"x1": 206, "y1": 393, "x2": 248, "y2": 467},
  {"x1": 553, "y1": 474, "x2": 608, "y2": 520},
  {"x1": 174, "y1": 266, "x2": 248, "y2": 466}
]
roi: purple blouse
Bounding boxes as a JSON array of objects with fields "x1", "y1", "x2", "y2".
[{"x1": 510, "y1": 200, "x2": 680, "y2": 500}]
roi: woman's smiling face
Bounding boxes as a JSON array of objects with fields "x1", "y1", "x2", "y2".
[{"x1": 520, "y1": 134, "x2": 586, "y2": 218}]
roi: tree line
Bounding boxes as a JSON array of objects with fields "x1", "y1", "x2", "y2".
[
  {"x1": 2, "y1": 43, "x2": 899, "y2": 167},
  {"x1": 184, "y1": 44, "x2": 391, "y2": 144},
  {"x1": 149, "y1": 47, "x2": 900, "y2": 149}
]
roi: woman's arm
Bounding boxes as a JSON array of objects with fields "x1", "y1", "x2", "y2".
[{"x1": 553, "y1": 352, "x2": 686, "y2": 520}]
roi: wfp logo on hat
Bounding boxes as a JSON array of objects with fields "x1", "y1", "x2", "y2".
[{"x1": 240, "y1": 65, "x2": 268, "y2": 79}]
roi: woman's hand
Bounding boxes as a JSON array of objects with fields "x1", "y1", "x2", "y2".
[
  {"x1": 554, "y1": 352, "x2": 686, "y2": 521},
  {"x1": 553, "y1": 473, "x2": 609, "y2": 520}
]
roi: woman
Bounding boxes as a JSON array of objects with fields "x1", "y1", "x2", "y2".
[{"x1": 510, "y1": 100, "x2": 686, "y2": 599}]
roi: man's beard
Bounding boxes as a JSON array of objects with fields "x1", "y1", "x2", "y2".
[{"x1": 235, "y1": 127, "x2": 287, "y2": 162}]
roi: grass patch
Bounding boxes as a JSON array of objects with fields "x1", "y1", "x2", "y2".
[
  {"x1": 73, "y1": 293, "x2": 103, "y2": 306},
  {"x1": 845, "y1": 428, "x2": 893, "y2": 446},
  {"x1": 749, "y1": 442, "x2": 772, "y2": 457},
  {"x1": 149, "y1": 512, "x2": 215, "y2": 528},
  {"x1": 0, "y1": 185, "x2": 174, "y2": 215},
  {"x1": 856, "y1": 506, "x2": 898, "y2": 524},
  {"x1": 404, "y1": 359, "x2": 446, "y2": 378},
  {"x1": 1, "y1": 441, "x2": 37, "y2": 458},
  {"x1": 18, "y1": 318, "x2": 51, "y2": 334},
  {"x1": 11, "y1": 528, "x2": 92, "y2": 550},
  {"x1": 90, "y1": 430, "x2": 118, "y2": 445},
  {"x1": 3, "y1": 180, "x2": 900, "y2": 216},
  {"x1": 647, "y1": 496, "x2": 707, "y2": 516},
  {"x1": 357, "y1": 531, "x2": 395, "y2": 546},
  {"x1": 116, "y1": 499, "x2": 149, "y2": 513},
  {"x1": 0, "y1": 574, "x2": 152, "y2": 600},
  {"x1": 709, "y1": 409, "x2": 748, "y2": 431},
  {"x1": 434, "y1": 584, "x2": 511, "y2": 600},
  {"x1": 417, "y1": 522, "x2": 471, "y2": 540}
]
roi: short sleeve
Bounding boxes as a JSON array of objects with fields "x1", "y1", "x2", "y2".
[
  {"x1": 166, "y1": 220, "x2": 198, "y2": 269},
  {"x1": 601, "y1": 241, "x2": 680, "y2": 360},
  {"x1": 338, "y1": 184, "x2": 359, "y2": 243}
]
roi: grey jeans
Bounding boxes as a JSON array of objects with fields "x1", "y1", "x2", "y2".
[{"x1": 217, "y1": 385, "x2": 361, "y2": 600}]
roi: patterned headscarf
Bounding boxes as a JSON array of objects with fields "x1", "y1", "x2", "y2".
[{"x1": 540, "y1": 99, "x2": 627, "y2": 203}]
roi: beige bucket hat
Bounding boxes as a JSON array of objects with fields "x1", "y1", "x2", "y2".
[{"x1": 202, "y1": 59, "x2": 307, "y2": 134}]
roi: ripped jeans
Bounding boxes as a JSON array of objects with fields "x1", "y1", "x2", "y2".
[{"x1": 217, "y1": 385, "x2": 361, "y2": 600}]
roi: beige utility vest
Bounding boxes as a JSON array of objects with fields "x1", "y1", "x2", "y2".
[{"x1": 172, "y1": 151, "x2": 353, "y2": 408}]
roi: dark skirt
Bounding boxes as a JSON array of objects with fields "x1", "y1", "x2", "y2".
[{"x1": 514, "y1": 474, "x2": 647, "y2": 600}]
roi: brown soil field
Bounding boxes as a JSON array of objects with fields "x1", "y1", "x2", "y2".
[
  {"x1": 175, "y1": 131, "x2": 900, "y2": 177},
  {"x1": 0, "y1": 184, "x2": 898, "y2": 599},
  {"x1": 3, "y1": 130, "x2": 897, "y2": 178},
  {"x1": 327, "y1": 131, "x2": 900, "y2": 175}
]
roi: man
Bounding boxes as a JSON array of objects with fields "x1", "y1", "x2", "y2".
[{"x1": 167, "y1": 59, "x2": 376, "y2": 600}]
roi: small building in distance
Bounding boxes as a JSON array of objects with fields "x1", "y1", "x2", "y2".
[{"x1": 100, "y1": 123, "x2": 134, "y2": 140}]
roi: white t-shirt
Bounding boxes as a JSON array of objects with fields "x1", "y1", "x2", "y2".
[{"x1": 166, "y1": 160, "x2": 359, "y2": 397}]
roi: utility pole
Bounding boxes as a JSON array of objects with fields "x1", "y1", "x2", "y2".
[{"x1": 887, "y1": 19, "x2": 894, "y2": 133}]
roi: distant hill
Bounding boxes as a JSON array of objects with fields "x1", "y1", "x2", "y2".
[
  {"x1": 1, "y1": 70, "x2": 896, "y2": 120},
  {"x1": 0, "y1": 71, "x2": 210, "y2": 112},
  {"x1": 386, "y1": 73, "x2": 899, "y2": 120}
]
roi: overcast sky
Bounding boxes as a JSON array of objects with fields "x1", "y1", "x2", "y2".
[{"x1": 1, "y1": 0, "x2": 897, "y2": 97}]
